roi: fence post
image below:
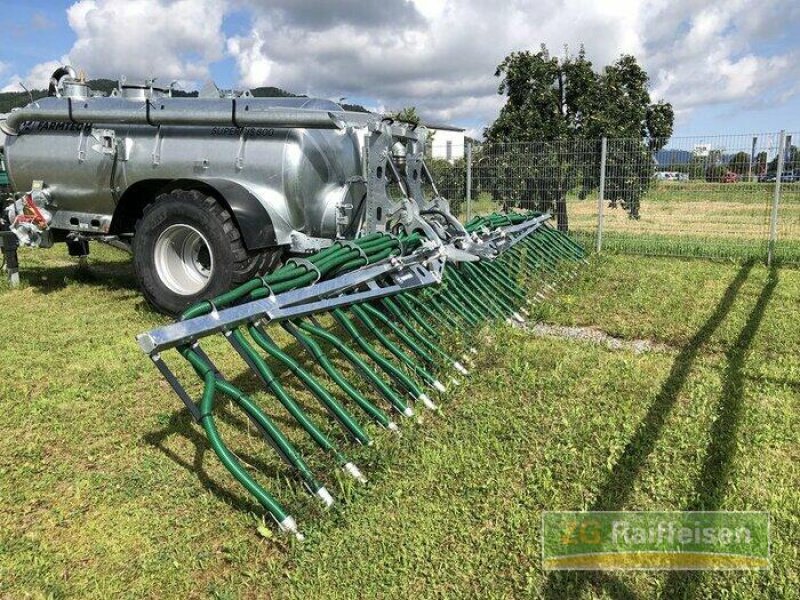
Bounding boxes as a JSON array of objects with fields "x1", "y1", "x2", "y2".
[
  {"x1": 768, "y1": 130, "x2": 786, "y2": 266},
  {"x1": 596, "y1": 137, "x2": 607, "y2": 253},
  {"x1": 465, "y1": 140, "x2": 472, "y2": 222}
]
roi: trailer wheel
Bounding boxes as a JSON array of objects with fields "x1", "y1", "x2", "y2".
[{"x1": 133, "y1": 189, "x2": 278, "y2": 315}]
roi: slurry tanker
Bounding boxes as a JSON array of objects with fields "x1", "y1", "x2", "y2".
[
  {"x1": 0, "y1": 66, "x2": 472, "y2": 313},
  {"x1": 0, "y1": 67, "x2": 586, "y2": 538}
]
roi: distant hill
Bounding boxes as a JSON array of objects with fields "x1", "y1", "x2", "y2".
[{"x1": 0, "y1": 79, "x2": 368, "y2": 113}]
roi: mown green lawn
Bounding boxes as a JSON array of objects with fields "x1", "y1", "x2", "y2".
[{"x1": 0, "y1": 245, "x2": 798, "y2": 599}]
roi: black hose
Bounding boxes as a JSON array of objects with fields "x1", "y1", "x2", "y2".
[{"x1": 47, "y1": 67, "x2": 75, "y2": 96}]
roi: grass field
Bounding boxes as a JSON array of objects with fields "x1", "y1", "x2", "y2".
[{"x1": 1, "y1": 245, "x2": 798, "y2": 599}]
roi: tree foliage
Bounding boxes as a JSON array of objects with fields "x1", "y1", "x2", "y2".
[
  {"x1": 428, "y1": 157, "x2": 466, "y2": 215},
  {"x1": 389, "y1": 106, "x2": 422, "y2": 126},
  {"x1": 483, "y1": 45, "x2": 674, "y2": 228},
  {"x1": 727, "y1": 151, "x2": 751, "y2": 175}
]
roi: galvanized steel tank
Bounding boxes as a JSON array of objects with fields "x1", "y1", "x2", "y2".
[{"x1": 3, "y1": 91, "x2": 373, "y2": 243}]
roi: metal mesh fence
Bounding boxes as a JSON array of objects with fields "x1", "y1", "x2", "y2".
[
  {"x1": 428, "y1": 131, "x2": 799, "y2": 264},
  {"x1": 775, "y1": 131, "x2": 800, "y2": 263}
]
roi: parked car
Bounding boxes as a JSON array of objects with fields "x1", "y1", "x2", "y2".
[{"x1": 759, "y1": 171, "x2": 799, "y2": 183}]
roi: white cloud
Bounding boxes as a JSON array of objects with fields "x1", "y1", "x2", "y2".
[
  {"x1": 2, "y1": 59, "x2": 67, "y2": 93},
  {"x1": 2, "y1": 0, "x2": 798, "y2": 133},
  {"x1": 67, "y1": 0, "x2": 227, "y2": 82},
  {"x1": 227, "y1": 31, "x2": 273, "y2": 88},
  {"x1": 4, "y1": 0, "x2": 229, "y2": 92},
  {"x1": 226, "y1": 0, "x2": 799, "y2": 132}
]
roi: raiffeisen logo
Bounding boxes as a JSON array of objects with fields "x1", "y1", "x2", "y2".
[
  {"x1": 611, "y1": 519, "x2": 752, "y2": 546},
  {"x1": 542, "y1": 512, "x2": 770, "y2": 570}
]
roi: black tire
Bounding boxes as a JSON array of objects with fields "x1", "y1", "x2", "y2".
[{"x1": 133, "y1": 189, "x2": 278, "y2": 315}]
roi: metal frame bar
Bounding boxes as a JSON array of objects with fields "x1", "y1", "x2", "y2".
[{"x1": 137, "y1": 249, "x2": 445, "y2": 355}]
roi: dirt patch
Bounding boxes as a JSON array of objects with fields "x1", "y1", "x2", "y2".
[{"x1": 523, "y1": 322, "x2": 674, "y2": 354}]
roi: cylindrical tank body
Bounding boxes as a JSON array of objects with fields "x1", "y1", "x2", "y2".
[{"x1": 4, "y1": 95, "x2": 372, "y2": 243}]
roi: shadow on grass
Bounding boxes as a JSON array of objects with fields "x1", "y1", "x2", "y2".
[
  {"x1": 661, "y1": 265, "x2": 778, "y2": 599},
  {"x1": 143, "y1": 404, "x2": 293, "y2": 517},
  {"x1": 543, "y1": 259, "x2": 756, "y2": 600},
  {"x1": 15, "y1": 253, "x2": 140, "y2": 296}
]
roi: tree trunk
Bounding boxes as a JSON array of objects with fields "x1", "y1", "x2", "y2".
[{"x1": 555, "y1": 195, "x2": 569, "y2": 231}]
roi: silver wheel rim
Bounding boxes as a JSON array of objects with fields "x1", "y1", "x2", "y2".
[{"x1": 154, "y1": 224, "x2": 214, "y2": 296}]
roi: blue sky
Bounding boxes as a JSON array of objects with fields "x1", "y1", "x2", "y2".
[{"x1": 2, "y1": 0, "x2": 798, "y2": 140}]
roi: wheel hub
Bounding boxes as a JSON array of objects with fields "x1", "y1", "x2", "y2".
[{"x1": 154, "y1": 224, "x2": 214, "y2": 295}]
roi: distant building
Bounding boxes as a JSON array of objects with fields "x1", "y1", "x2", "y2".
[{"x1": 425, "y1": 122, "x2": 466, "y2": 162}]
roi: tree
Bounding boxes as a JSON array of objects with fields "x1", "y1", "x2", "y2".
[
  {"x1": 728, "y1": 152, "x2": 750, "y2": 175},
  {"x1": 428, "y1": 157, "x2": 467, "y2": 216},
  {"x1": 484, "y1": 45, "x2": 673, "y2": 228},
  {"x1": 389, "y1": 106, "x2": 422, "y2": 126}
]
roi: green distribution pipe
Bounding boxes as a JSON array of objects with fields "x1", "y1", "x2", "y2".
[
  {"x1": 182, "y1": 347, "x2": 334, "y2": 510},
  {"x1": 525, "y1": 234, "x2": 567, "y2": 267},
  {"x1": 471, "y1": 268, "x2": 525, "y2": 320},
  {"x1": 520, "y1": 240, "x2": 549, "y2": 275},
  {"x1": 403, "y1": 292, "x2": 462, "y2": 333},
  {"x1": 541, "y1": 224, "x2": 587, "y2": 258},
  {"x1": 451, "y1": 277, "x2": 505, "y2": 321},
  {"x1": 453, "y1": 265, "x2": 511, "y2": 318},
  {"x1": 446, "y1": 268, "x2": 504, "y2": 320},
  {"x1": 485, "y1": 259, "x2": 527, "y2": 299},
  {"x1": 525, "y1": 236, "x2": 567, "y2": 275},
  {"x1": 433, "y1": 286, "x2": 480, "y2": 327},
  {"x1": 296, "y1": 318, "x2": 413, "y2": 417},
  {"x1": 331, "y1": 308, "x2": 435, "y2": 410},
  {"x1": 247, "y1": 324, "x2": 372, "y2": 446},
  {"x1": 359, "y1": 303, "x2": 435, "y2": 366},
  {"x1": 442, "y1": 272, "x2": 494, "y2": 321},
  {"x1": 180, "y1": 232, "x2": 404, "y2": 319},
  {"x1": 538, "y1": 228, "x2": 579, "y2": 259},
  {"x1": 541, "y1": 232, "x2": 584, "y2": 265},
  {"x1": 349, "y1": 304, "x2": 445, "y2": 398},
  {"x1": 440, "y1": 280, "x2": 486, "y2": 325},
  {"x1": 166, "y1": 213, "x2": 570, "y2": 538},
  {"x1": 462, "y1": 263, "x2": 519, "y2": 317},
  {"x1": 431, "y1": 289, "x2": 478, "y2": 329},
  {"x1": 523, "y1": 240, "x2": 560, "y2": 276},
  {"x1": 280, "y1": 321, "x2": 396, "y2": 433},
  {"x1": 477, "y1": 262, "x2": 527, "y2": 306},
  {"x1": 196, "y1": 370, "x2": 304, "y2": 539},
  {"x1": 392, "y1": 295, "x2": 440, "y2": 339},
  {"x1": 533, "y1": 229, "x2": 575, "y2": 262},
  {"x1": 228, "y1": 329, "x2": 367, "y2": 483},
  {"x1": 398, "y1": 290, "x2": 480, "y2": 360},
  {"x1": 378, "y1": 298, "x2": 468, "y2": 375}
]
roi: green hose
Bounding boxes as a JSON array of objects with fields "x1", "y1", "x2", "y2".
[
  {"x1": 332, "y1": 308, "x2": 428, "y2": 404},
  {"x1": 297, "y1": 319, "x2": 413, "y2": 417},
  {"x1": 247, "y1": 324, "x2": 372, "y2": 446},
  {"x1": 282, "y1": 321, "x2": 395, "y2": 430},
  {"x1": 229, "y1": 329, "x2": 349, "y2": 465}
]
